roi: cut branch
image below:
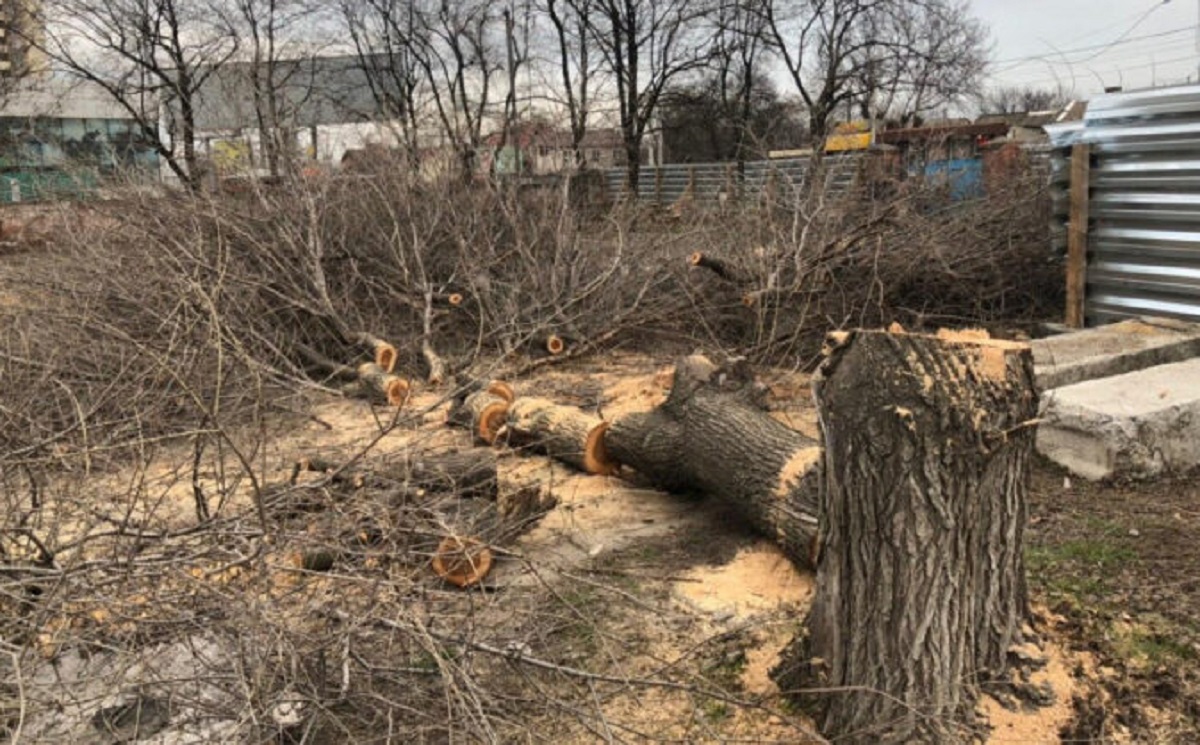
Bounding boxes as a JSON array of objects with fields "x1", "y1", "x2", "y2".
[
  {"x1": 447, "y1": 386, "x2": 512, "y2": 445},
  {"x1": 356, "y1": 362, "x2": 410, "y2": 407},
  {"x1": 345, "y1": 331, "x2": 398, "y2": 373},
  {"x1": 504, "y1": 397, "x2": 617, "y2": 475},
  {"x1": 688, "y1": 251, "x2": 747, "y2": 284}
]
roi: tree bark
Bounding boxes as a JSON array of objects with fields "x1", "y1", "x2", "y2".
[
  {"x1": 605, "y1": 355, "x2": 820, "y2": 568},
  {"x1": 801, "y1": 328, "x2": 1037, "y2": 743},
  {"x1": 504, "y1": 397, "x2": 617, "y2": 475}
]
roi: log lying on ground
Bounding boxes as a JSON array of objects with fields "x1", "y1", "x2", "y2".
[
  {"x1": 687, "y1": 251, "x2": 746, "y2": 284},
  {"x1": 605, "y1": 355, "x2": 820, "y2": 568},
  {"x1": 345, "y1": 331, "x2": 398, "y2": 373},
  {"x1": 292, "y1": 447, "x2": 498, "y2": 501},
  {"x1": 294, "y1": 342, "x2": 408, "y2": 405},
  {"x1": 356, "y1": 362, "x2": 409, "y2": 406},
  {"x1": 447, "y1": 384, "x2": 513, "y2": 444},
  {"x1": 504, "y1": 397, "x2": 617, "y2": 475},
  {"x1": 795, "y1": 328, "x2": 1037, "y2": 743}
]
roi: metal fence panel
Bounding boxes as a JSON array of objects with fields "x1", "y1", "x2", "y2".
[
  {"x1": 606, "y1": 154, "x2": 862, "y2": 204},
  {"x1": 1048, "y1": 85, "x2": 1200, "y2": 325}
]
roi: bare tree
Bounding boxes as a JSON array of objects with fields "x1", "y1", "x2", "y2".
[
  {"x1": 232, "y1": 0, "x2": 329, "y2": 176},
  {"x1": 341, "y1": 0, "x2": 427, "y2": 162},
  {"x1": 30, "y1": 0, "x2": 242, "y2": 190},
  {"x1": 852, "y1": 0, "x2": 987, "y2": 127},
  {"x1": 588, "y1": 0, "x2": 716, "y2": 190},
  {"x1": 710, "y1": 0, "x2": 770, "y2": 167},
  {"x1": 980, "y1": 84, "x2": 1071, "y2": 115},
  {"x1": 494, "y1": 0, "x2": 533, "y2": 173},
  {"x1": 542, "y1": 0, "x2": 599, "y2": 168},
  {"x1": 759, "y1": 0, "x2": 988, "y2": 143},
  {"x1": 420, "y1": 0, "x2": 501, "y2": 178}
]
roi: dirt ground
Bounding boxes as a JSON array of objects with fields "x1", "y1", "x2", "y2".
[
  {"x1": 6, "y1": 352, "x2": 1199, "y2": 743},
  {"x1": 1025, "y1": 463, "x2": 1200, "y2": 742}
]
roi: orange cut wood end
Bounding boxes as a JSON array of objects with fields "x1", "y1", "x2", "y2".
[
  {"x1": 584, "y1": 421, "x2": 618, "y2": 476},
  {"x1": 477, "y1": 401, "x2": 510, "y2": 444},
  {"x1": 448, "y1": 293, "x2": 464, "y2": 306},
  {"x1": 688, "y1": 251, "x2": 703, "y2": 266},
  {"x1": 546, "y1": 335, "x2": 565, "y2": 355},
  {"x1": 385, "y1": 377, "x2": 410, "y2": 407},
  {"x1": 432, "y1": 536, "x2": 494, "y2": 588},
  {"x1": 487, "y1": 380, "x2": 516, "y2": 403},
  {"x1": 742, "y1": 292, "x2": 758, "y2": 307},
  {"x1": 375, "y1": 343, "x2": 398, "y2": 373}
]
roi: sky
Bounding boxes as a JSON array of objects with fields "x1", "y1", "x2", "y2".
[{"x1": 971, "y1": 0, "x2": 1200, "y2": 98}]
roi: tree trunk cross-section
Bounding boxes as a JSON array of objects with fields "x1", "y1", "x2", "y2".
[
  {"x1": 805, "y1": 328, "x2": 1037, "y2": 743},
  {"x1": 605, "y1": 355, "x2": 820, "y2": 568}
]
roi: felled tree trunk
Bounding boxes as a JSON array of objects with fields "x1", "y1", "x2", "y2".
[
  {"x1": 802, "y1": 329, "x2": 1037, "y2": 743},
  {"x1": 504, "y1": 397, "x2": 617, "y2": 475},
  {"x1": 605, "y1": 355, "x2": 820, "y2": 568}
]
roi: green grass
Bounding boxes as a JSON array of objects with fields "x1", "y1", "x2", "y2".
[
  {"x1": 1112, "y1": 617, "x2": 1198, "y2": 668},
  {"x1": 1025, "y1": 528, "x2": 1137, "y2": 603}
]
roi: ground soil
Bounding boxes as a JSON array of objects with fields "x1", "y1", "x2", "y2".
[
  {"x1": 1026, "y1": 463, "x2": 1200, "y2": 742},
  {"x1": 6, "y1": 351, "x2": 1199, "y2": 742}
]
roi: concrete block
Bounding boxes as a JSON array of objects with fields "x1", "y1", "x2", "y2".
[
  {"x1": 1037, "y1": 358, "x2": 1200, "y2": 480},
  {"x1": 1033, "y1": 316, "x2": 1200, "y2": 390}
]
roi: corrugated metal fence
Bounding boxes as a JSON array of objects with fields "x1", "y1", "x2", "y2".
[
  {"x1": 605, "y1": 153, "x2": 862, "y2": 205},
  {"x1": 1048, "y1": 86, "x2": 1200, "y2": 325}
]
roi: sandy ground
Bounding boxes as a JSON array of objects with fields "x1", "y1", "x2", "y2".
[{"x1": 13, "y1": 352, "x2": 1095, "y2": 743}]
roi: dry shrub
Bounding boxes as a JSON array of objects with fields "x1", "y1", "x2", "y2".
[
  {"x1": 678, "y1": 158, "x2": 1059, "y2": 364},
  {"x1": 1, "y1": 152, "x2": 1057, "y2": 741}
]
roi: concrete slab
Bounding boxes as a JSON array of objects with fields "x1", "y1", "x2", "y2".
[
  {"x1": 1037, "y1": 358, "x2": 1200, "y2": 480},
  {"x1": 1032, "y1": 317, "x2": 1200, "y2": 390}
]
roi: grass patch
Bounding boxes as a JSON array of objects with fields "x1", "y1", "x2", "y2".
[
  {"x1": 1112, "y1": 618, "x2": 1197, "y2": 669},
  {"x1": 1025, "y1": 532, "x2": 1137, "y2": 604}
]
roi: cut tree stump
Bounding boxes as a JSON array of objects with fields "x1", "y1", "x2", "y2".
[
  {"x1": 798, "y1": 328, "x2": 1038, "y2": 743},
  {"x1": 504, "y1": 397, "x2": 617, "y2": 475},
  {"x1": 605, "y1": 355, "x2": 820, "y2": 568},
  {"x1": 447, "y1": 385, "x2": 512, "y2": 445}
]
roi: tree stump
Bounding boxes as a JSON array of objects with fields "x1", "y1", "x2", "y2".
[
  {"x1": 801, "y1": 328, "x2": 1037, "y2": 743},
  {"x1": 605, "y1": 355, "x2": 820, "y2": 568}
]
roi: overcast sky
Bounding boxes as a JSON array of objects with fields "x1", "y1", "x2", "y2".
[{"x1": 972, "y1": 0, "x2": 1199, "y2": 97}]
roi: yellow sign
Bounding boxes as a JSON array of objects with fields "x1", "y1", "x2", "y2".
[{"x1": 825, "y1": 132, "x2": 872, "y2": 152}]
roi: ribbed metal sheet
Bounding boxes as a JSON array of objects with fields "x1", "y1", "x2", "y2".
[
  {"x1": 606, "y1": 154, "x2": 861, "y2": 204},
  {"x1": 1048, "y1": 85, "x2": 1200, "y2": 325}
]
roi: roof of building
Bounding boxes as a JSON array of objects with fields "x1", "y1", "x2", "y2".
[
  {"x1": 481, "y1": 122, "x2": 624, "y2": 150},
  {"x1": 876, "y1": 121, "x2": 1010, "y2": 144}
]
